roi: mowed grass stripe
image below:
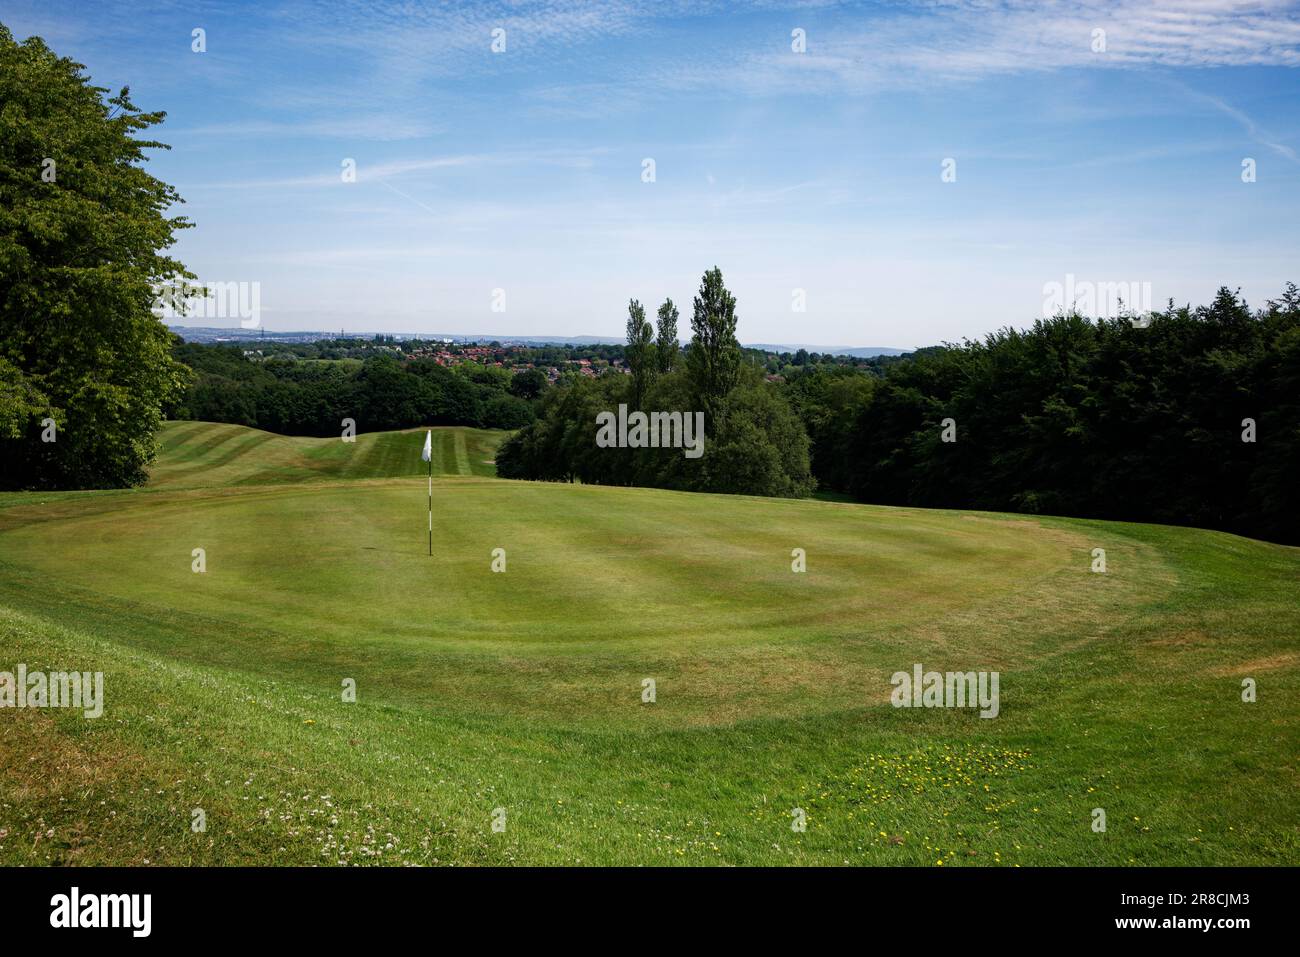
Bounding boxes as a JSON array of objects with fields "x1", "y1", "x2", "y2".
[
  {"x1": 147, "y1": 422, "x2": 509, "y2": 488},
  {"x1": 156, "y1": 421, "x2": 210, "y2": 455},
  {"x1": 151, "y1": 422, "x2": 238, "y2": 470},
  {"x1": 157, "y1": 430, "x2": 279, "y2": 483},
  {"x1": 341, "y1": 432, "x2": 401, "y2": 480},
  {"x1": 182, "y1": 422, "x2": 248, "y2": 460},
  {"x1": 437, "y1": 429, "x2": 455, "y2": 475},
  {"x1": 452, "y1": 430, "x2": 471, "y2": 475}
]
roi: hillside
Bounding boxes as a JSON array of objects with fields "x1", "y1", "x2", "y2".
[
  {"x1": 149, "y1": 421, "x2": 506, "y2": 488},
  {"x1": 0, "y1": 426, "x2": 1295, "y2": 866}
]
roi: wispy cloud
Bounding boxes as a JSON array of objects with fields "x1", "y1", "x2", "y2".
[
  {"x1": 643, "y1": 1, "x2": 1300, "y2": 97},
  {"x1": 264, "y1": 0, "x2": 653, "y2": 91},
  {"x1": 188, "y1": 147, "x2": 610, "y2": 190},
  {"x1": 1182, "y1": 86, "x2": 1300, "y2": 162},
  {"x1": 189, "y1": 156, "x2": 478, "y2": 190},
  {"x1": 167, "y1": 117, "x2": 441, "y2": 141}
]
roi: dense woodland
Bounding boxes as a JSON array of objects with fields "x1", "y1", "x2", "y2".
[
  {"x1": 805, "y1": 285, "x2": 1300, "y2": 545},
  {"x1": 499, "y1": 276, "x2": 1300, "y2": 546},
  {"x1": 167, "y1": 342, "x2": 544, "y2": 434}
]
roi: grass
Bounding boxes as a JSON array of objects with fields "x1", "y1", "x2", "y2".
[
  {"x1": 148, "y1": 420, "x2": 505, "y2": 488},
  {"x1": 0, "y1": 422, "x2": 1296, "y2": 865}
]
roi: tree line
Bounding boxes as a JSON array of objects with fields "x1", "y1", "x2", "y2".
[
  {"x1": 799, "y1": 285, "x2": 1300, "y2": 545},
  {"x1": 165, "y1": 344, "x2": 542, "y2": 436},
  {"x1": 500, "y1": 273, "x2": 1300, "y2": 545},
  {"x1": 498, "y1": 267, "x2": 816, "y2": 497}
]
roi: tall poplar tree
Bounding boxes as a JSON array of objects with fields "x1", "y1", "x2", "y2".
[
  {"x1": 685, "y1": 267, "x2": 741, "y2": 429},
  {"x1": 625, "y1": 299, "x2": 655, "y2": 407},
  {"x1": 655, "y1": 298, "x2": 679, "y2": 373}
]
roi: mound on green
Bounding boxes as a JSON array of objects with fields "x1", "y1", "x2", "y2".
[
  {"x1": 0, "y1": 424, "x2": 1295, "y2": 866},
  {"x1": 149, "y1": 421, "x2": 505, "y2": 488}
]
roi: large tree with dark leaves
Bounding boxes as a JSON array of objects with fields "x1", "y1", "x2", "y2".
[{"x1": 0, "y1": 26, "x2": 192, "y2": 489}]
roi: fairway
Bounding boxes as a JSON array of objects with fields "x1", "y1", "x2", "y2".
[
  {"x1": 149, "y1": 421, "x2": 505, "y2": 487},
  {"x1": 0, "y1": 423, "x2": 1296, "y2": 866}
]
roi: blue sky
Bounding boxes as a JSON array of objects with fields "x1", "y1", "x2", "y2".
[{"x1": 7, "y1": 0, "x2": 1300, "y2": 347}]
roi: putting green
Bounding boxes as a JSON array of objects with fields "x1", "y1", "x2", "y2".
[{"x1": 0, "y1": 426, "x2": 1161, "y2": 727}]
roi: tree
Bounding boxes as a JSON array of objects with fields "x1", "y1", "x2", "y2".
[
  {"x1": 625, "y1": 298, "x2": 655, "y2": 407},
  {"x1": 704, "y1": 382, "x2": 814, "y2": 497},
  {"x1": 356, "y1": 355, "x2": 424, "y2": 428},
  {"x1": 497, "y1": 271, "x2": 816, "y2": 501},
  {"x1": 483, "y1": 393, "x2": 535, "y2": 430},
  {"x1": 0, "y1": 27, "x2": 192, "y2": 488},
  {"x1": 0, "y1": 356, "x2": 47, "y2": 439},
  {"x1": 685, "y1": 266, "x2": 741, "y2": 430},
  {"x1": 509, "y1": 367, "x2": 548, "y2": 401},
  {"x1": 656, "y1": 298, "x2": 679, "y2": 373}
]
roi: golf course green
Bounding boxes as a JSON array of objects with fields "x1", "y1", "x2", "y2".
[{"x1": 0, "y1": 422, "x2": 1296, "y2": 865}]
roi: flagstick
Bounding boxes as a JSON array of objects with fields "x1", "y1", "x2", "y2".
[{"x1": 428, "y1": 447, "x2": 433, "y2": 557}]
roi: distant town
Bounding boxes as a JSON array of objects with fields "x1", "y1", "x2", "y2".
[
  {"x1": 241, "y1": 338, "x2": 620, "y2": 384},
  {"x1": 166, "y1": 324, "x2": 909, "y2": 358}
]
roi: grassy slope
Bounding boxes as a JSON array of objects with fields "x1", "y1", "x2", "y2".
[
  {"x1": 149, "y1": 421, "x2": 505, "y2": 487},
  {"x1": 0, "y1": 424, "x2": 1296, "y2": 866}
]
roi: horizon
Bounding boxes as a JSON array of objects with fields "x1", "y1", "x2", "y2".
[
  {"x1": 7, "y1": 1, "x2": 1300, "y2": 344},
  {"x1": 163, "y1": 321, "x2": 913, "y2": 354}
]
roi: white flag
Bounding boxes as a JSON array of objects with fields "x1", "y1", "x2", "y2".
[{"x1": 421, "y1": 430, "x2": 432, "y2": 463}]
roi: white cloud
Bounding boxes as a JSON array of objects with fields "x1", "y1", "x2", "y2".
[{"x1": 643, "y1": 1, "x2": 1300, "y2": 96}]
